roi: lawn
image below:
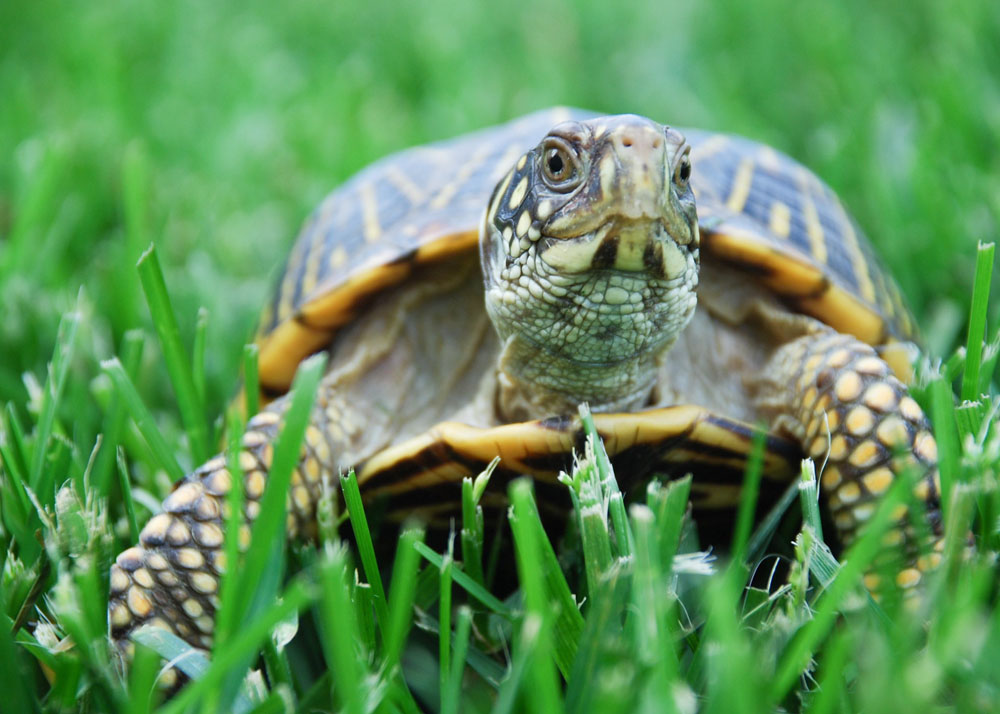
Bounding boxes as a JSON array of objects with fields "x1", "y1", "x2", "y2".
[{"x1": 1, "y1": 0, "x2": 999, "y2": 711}]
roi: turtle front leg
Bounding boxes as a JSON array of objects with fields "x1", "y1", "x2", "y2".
[
  {"x1": 757, "y1": 330, "x2": 943, "y2": 591},
  {"x1": 108, "y1": 401, "x2": 335, "y2": 687}
]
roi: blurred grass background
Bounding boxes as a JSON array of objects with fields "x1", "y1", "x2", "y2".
[{"x1": 2, "y1": 0, "x2": 998, "y2": 446}]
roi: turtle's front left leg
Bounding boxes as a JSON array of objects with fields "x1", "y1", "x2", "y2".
[
  {"x1": 757, "y1": 330, "x2": 943, "y2": 591},
  {"x1": 108, "y1": 398, "x2": 336, "y2": 688}
]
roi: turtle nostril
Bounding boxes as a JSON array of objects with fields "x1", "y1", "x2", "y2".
[{"x1": 615, "y1": 127, "x2": 661, "y2": 153}]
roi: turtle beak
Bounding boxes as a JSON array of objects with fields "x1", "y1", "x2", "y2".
[
  {"x1": 592, "y1": 119, "x2": 682, "y2": 274},
  {"x1": 604, "y1": 118, "x2": 670, "y2": 222}
]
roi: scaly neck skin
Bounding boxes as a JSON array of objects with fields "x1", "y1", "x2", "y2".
[
  {"x1": 487, "y1": 254, "x2": 698, "y2": 421},
  {"x1": 495, "y1": 332, "x2": 664, "y2": 421}
]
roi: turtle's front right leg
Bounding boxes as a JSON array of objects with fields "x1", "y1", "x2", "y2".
[
  {"x1": 757, "y1": 329, "x2": 944, "y2": 591},
  {"x1": 108, "y1": 402, "x2": 335, "y2": 687}
]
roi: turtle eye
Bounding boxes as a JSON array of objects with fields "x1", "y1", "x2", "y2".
[
  {"x1": 546, "y1": 149, "x2": 565, "y2": 177},
  {"x1": 673, "y1": 149, "x2": 692, "y2": 190},
  {"x1": 540, "y1": 138, "x2": 582, "y2": 191}
]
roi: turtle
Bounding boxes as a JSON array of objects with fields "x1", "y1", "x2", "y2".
[{"x1": 108, "y1": 108, "x2": 943, "y2": 680}]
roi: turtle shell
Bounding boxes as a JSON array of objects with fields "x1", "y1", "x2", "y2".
[
  {"x1": 257, "y1": 108, "x2": 913, "y2": 396},
  {"x1": 251, "y1": 108, "x2": 917, "y2": 516}
]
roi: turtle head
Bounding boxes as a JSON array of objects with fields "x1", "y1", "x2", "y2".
[{"x1": 481, "y1": 114, "x2": 700, "y2": 416}]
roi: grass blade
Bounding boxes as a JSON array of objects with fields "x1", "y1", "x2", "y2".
[
  {"x1": 92, "y1": 328, "x2": 145, "y2": 496},
  {"x1": 384, "y1": 525, "x2": 425, "y2": 671},
  {"x1": 509, "y1": 479, "x2": 563, "y2": 711},
  {"x1": 210, "y1": 408, "x2": 248, "y2": 713},
  {"x1": 132, "y1": 626, "x2": 210, "y2": 682},
  {"x1": 192, "y1": 307, "x2": 209, "y2": 408},
  {"x1": 441, "y1": 606, "x2": 472, "y2": 714},
  {"x1": 260, "y1": 626, "x2": 294, "y2": 703},
  {"x1": 127, "y1": 642, "x2": 163, "y2": 714},
  {"x1": 318, "y1": 544, "x2": 366, "y2": 714},
  {"x1": 102, "y1": 357, "x2": 186, "y2": 482},
  {"x1": 438, "y1": 539, "x2": 453, "y2": 705},
  {"x1": 798, "y1": 459, "x2": 824, "y2": 541},
  {"x1": 461, "y1": 457, "x2": 497, "y2": 588},
  {"x1": 703, "y1": 573, "x2": 758, "y2": 714},
  {"x1": 731, "y1": 424, "x2": 767, "y2": 566},
  {"x1": 630, "y1": 505, "x2": 678, "y2": 704},
  {"x1": 795, "y1": 526, "x2": 841, "y2": 590},
  {"x1": 115, "y1": 448, "x2": 140, "y2": 543},
  {"x1": 29, "y1": 308, "x2": 80, "y2": 497},
  {"x1": 214, "y1": 408, "x2": 247, "y2": 650},
  {"x1": 378, "y1": 536, "x2": 425, "y2": 712},
  {"x1": 243, "y1": 344, "x2": 260, "y2": 419},
  {"x1": 929, "y1": 377, "x2": 961, "y2": 514},
  {"x1": 239, "y1": 352, "x2": 326, "y2": 618},
  {"x1": 340, "y1": 470, "x2": 390, "y2": 630},
  {"x1": 647, "y1": 475, "x2": 691, "y2": 576},
  {"x1": 805, "y1": 630, "x2": 852, "y2": 714},
  {"x1": 1, "y1": 406, "x2": 37, "y2": 558},
  {"x1": 512, "y1": 481, "x2": 584, "y2": 679},
  {"x1": 561, "y1": 455, "x2": 613, "y2": 597},
  {"x1": 413, "y1": 541, "x2": 512, "y2": 615},
  {"x1": 960, "y1": 241, "x2": 994, "y2": 402},
  {"x1": 580, "y1": 406, "x2": 632, "y2": 555},
  {"x1": 747, "y1": 479, "x2": 800, "y2": 565},
  {"x1": 491, "y1": 629, "x2": 533, "y2": 714},
  {"x1": 214, "y1": 352, "x2": 324, "y2": 707},
  {"x1": 564, "y1": 570, "x2": 630, "y2": 714},
  {"x1": 137, "y1": 243, "x2": 210, "y2": 463},
  {"x1": 0, "y1": 615, "x2": 39, "y2": 714},
  {"x1": 955, "y1": 399, "x2": 989, "y2": 441}
]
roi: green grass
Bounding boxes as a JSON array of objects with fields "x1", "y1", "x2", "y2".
[{"x1": 2, "y1": 0, "x2": 999, "y2": 712}]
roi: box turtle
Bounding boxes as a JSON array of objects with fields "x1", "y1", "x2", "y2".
[{"x1": 108, "y1": 109, "x2": 943, "y2": 677}]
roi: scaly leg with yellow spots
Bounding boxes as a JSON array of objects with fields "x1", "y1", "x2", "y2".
[
  {"x1": 757, "y1": 329, "x2": 944, "y2": 592},
  {"x1": 107, "y1": 403, "x2": 335, "y2": 689}
]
